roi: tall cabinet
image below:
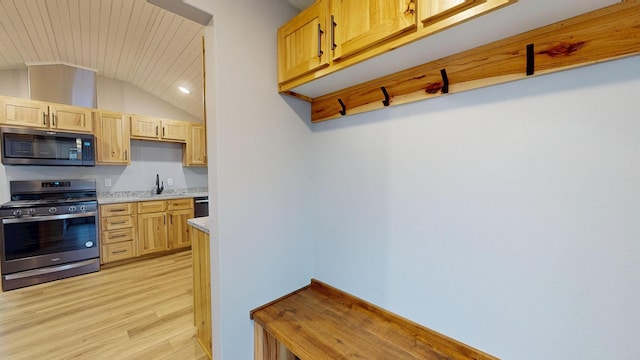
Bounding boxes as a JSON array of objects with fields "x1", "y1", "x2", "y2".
[{"x1": 93, "y1": 111, "x2": 131, "y2": 165}]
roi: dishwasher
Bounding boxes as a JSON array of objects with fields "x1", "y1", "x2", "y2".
[{"x1": 194, "y1": 196, "x2": 209, "y2": 217}]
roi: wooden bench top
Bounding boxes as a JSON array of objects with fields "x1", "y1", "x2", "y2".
[{"x1": 250, "y1": 279, "x2": 498, "y2": 360}]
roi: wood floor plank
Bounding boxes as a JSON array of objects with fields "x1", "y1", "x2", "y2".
[{"x1": 0, "y1": 251, "x2": 209, "y2": 360}]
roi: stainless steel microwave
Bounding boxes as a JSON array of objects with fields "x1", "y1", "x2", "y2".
[{"x1": 1, "y1": 127, "x2": 95, "y2": 166}]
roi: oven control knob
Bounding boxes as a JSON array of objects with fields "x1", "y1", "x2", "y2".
[
  {"x1": 68, "y1": 206, "x2": 77, "y2": 212},
  {"x1": 79, "y1": 205, "x2": 88, "y2": 212},
  {"x1": 48, "y1": 207, "x2": 58, "y2": 214},
  {"x1": 26, "y1": 208, "x2": 36, "y2": 215},
  {"x1": 11, "y1": 209, "x2": 22, "y2": 217}
]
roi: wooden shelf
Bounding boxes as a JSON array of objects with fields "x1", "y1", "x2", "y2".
[{"x1": 251, "y1": 279, "x2": 497, "y2": 360}]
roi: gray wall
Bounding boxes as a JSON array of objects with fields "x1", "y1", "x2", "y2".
[{"x1": 312, "y1": 55, "x2": 640, "y2": 360}]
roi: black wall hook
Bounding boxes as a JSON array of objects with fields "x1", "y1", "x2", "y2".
[
  {"x1": 526, "y1": 43, "x2": 535, "y2": 76},
  {"x1": 440, "y1": 69, "x2": 449, "y2": 94},
  {"x1": 338, "y1": 98, "x2": 346, "y2": 116},
  {"x1": 381, "y1": 86, "x2": 390, "y2": 106}
]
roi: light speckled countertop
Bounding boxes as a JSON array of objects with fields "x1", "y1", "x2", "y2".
[
  {"x1": 98, "y1": 188, "x2": 208, "y2": 204},
  {"x1": 188, "y1": 216, "x2": 210, "y2": 234}
]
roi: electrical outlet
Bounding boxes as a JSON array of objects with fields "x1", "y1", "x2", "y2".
[
  {"x1": 167, "y1": 178, "x2": 173, "y2": 186},
  {"x1": 104, "y1": 178, "x2": 112, "y2": 187}
]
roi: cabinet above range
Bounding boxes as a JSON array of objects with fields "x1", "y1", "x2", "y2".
[{"x1": 0, "y1": 96, "x2": 92, "y2": 133}]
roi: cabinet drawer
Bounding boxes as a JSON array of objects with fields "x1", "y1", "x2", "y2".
[
  {"x1": 100, "y1": 203, "x2": 135, "y2": 216},
  {"x1": 101, "y1": 215, "x2": 135, "y2": 231},
  {"x1": 138, "y1": 200, "x2": 167, "y2": 214},
  {"x1": 101, "y1": 228, "x2": 135, "y2": 245},
  {"x1": 167, "y1": 198, "x2": 193, "y2": 211},
  {"x1": 102, "y1": 242, "x2": 135, "y2": 263}
]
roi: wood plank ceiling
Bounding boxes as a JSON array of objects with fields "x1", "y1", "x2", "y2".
[{"x1": 0, "y1": 0, "x2": 204, "y2": 120}]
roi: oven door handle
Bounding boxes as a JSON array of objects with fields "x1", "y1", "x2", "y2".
[{"x1": 2, "y1": 211, "x2": 97, "y2": 224}]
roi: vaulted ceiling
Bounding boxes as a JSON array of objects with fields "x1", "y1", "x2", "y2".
[{"x1": 0, "y1": 0, "x2": 204, "y2": 120}]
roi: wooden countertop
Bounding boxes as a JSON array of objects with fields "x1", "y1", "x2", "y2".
[{"x1": 251, "y1": 279, "x2": 498, "y2": 360}]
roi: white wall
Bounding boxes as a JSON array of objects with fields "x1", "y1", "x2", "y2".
[
  {"x1": 312, "y1": 55, "x2": 640, "y2": 360},
  {"x1": 0, "y1": 69, "x2": 29, "y2": 98},
  {"x1": 192, "y1": 0, "x2": 314, "y2": 359},
  {"x1": 97, "y1": 76, "x2": 201, "y2": 122}
]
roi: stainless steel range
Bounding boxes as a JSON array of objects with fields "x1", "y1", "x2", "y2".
[{"x1": 0, "y1": 179, "x2": 99, "y2": 291}]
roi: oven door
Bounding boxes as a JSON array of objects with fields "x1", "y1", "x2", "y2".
[{"x1": 1, "y1": 211, "x2": 99, "y2": 275}]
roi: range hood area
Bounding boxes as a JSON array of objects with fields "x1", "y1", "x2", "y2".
[{"x1": 27, "y1": 63, "x2": 97, "y2": 108}]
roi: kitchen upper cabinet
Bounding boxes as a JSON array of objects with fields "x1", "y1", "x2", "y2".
[
  {"x1": 420, "y1": 0, "x2": 482, "y2": 24},
  {"x1": 130, "y1": 114, "x2": 187, "y2": 143},
  {"x1": 0, "y1": 96, "x2": 92, "y2": 132},
  {"x1": 183, "y1": 123, "x2": 207, "y2": 167},
  {"x1": 278, "y1": 0, "x2": 330, "y2": 83},
  {"x1": 93, "y1": 111, "x2": 131, "y2": 165},
  {"x1": 331, "y1": 0, "x2": 417, "y2": 61},
  {"x1": 49, "y1": 104, "x2": 92, "y2": 132},
  {"x1": 0, "y1": 97, "x2": 49, "y2": 128}
]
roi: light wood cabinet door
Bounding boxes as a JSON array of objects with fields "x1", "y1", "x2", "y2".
[
  {"x1": 420, "y1": 0, "x2": 481, "y2": 24},
  {"x1": 168, "y1": 208, "x2": 194, "y2": 249},
  {"x1": 102, "y1": 242, "x2": 135, "y2": 263},
  {"x1": 137, "y1": 212, "x2": 168, "y2": 256},
  {"x1": 94, "y1": 111, "x2": 131, "y2": 165},
  {"x1": 130, "y1": 114, "x2": 160, "y2": 139},
  {"x1": 278, "y1": 0, "x2": 330, "y2": 83},
  {"x1": 49, "y1": 104, "x2": 92, "y2": 132},
  {"x1": 131, "y1": 114, "x2": 188, "y2": 142},
  {"x1": 0, "y1": 96, "x2": 49, "y2": 128},
  {"x1": 331, "y1": 0, "x2": 417, "y2": 61},
  {"x1": 161, "y1": 118, "x2": 187, "y2": 142},
  {"x1": 183, "y1": 123, "x2": 207, "y2": 166}
]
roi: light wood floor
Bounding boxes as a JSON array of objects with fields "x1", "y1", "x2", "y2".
[{"x1": 0, "y1": 251, "x2": 209, "y2": 360}]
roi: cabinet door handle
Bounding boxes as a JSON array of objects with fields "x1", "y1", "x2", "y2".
[
  {"x1": 112, "y1": 250, "x2": 128, "y2": 254},
  {"x1": 156, "y1": 126, "x2": 159, "y2": 136},
  {"x1": 124, "y1": 149, "x2": 128, "y2": 161},
  {"x1": 164, "y1": 214, "x2": 166, "y2": 224},
  {"x1": 162, "y1": 126, "x2": 165, "y2": 137},
  {"x1": 317, "y1": 23, "x2": 324, "y2": 58},
  {"x1": 111, "y1": 221, "x2": 127, "y2": 225},
  {"x1": 43, "y1": 112, "x2": 47, "y2": 125},
  {"x1": 170, "y1": 214, "x2": 173, "y2": 224},
  {"x1": 331, "y1": 15, "x2": 337, "y2": 50},
  {"x1": 51, "y1": 113, "x2": 56, "y2": 126},
  {"x1": 109, "y1": 234, "x2": 127, "y2": 239}
]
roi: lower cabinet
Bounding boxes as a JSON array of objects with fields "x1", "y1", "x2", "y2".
[
  {"x1": 100, "y1": 203, "x2": 137, "y2": 264},
  {"x1": 137, "y1": 198, "x2": 194, "y2": 256},
  {"x1": 99, "y1": 198, "x2": 194, "y2": 263},
  {"x1": 191, "y1": 225, "x2": 212, "y2": 359}
]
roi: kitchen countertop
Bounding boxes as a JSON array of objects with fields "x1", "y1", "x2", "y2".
[
  {"x1": 188, "y1": 216, "x2": 210, "y2": 234},
  {"x1": 98, "y1": 188, "x2": 208, "y2": 204}
]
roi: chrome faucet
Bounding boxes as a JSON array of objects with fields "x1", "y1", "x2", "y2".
[{"x1": 155, "y1": 174, "x2": 164, "y2": 194}]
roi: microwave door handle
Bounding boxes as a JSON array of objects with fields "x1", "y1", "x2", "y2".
[{"x1": 2, "y1": 211, "x2": 97, "y2": 224}]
